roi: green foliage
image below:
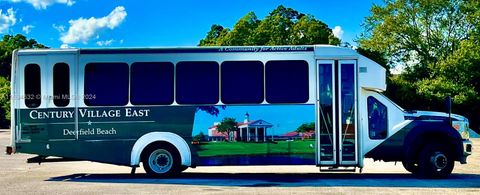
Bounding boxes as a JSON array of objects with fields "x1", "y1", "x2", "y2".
[
  {"x1": 216, "y1": 117, "x2": 238, "y2": 142},
  {"x1": 296, "y1": 122, "x2": 315, "y2": 133},
  {"x1": 359, "y1": 0, "x2": 472, "y2": 78},
  {"x1": 361, "y1": 0, "x2": 480, "y2": 130},
  {"x1": 198, "y1": 24, "x2": 230, "y2": 46},
  {"x1": 199, "y1": 5, "x2": 340, "y2": 46},
  {"x1": 0, "y1": 77, "x2": 10, "y2": 127},
  {"x1": 196, "y1": 106, "x2": 226, "y2": 116},
  {"x1": 216, "y1": 117, "x2": 238, "y2": 133},
  {"x1": 193, "y1": 132, "x2": 206, "y2": 142}
]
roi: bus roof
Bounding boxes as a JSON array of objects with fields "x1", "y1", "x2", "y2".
[{"x1": 16, "y1": 45, "x2": 358, "y2": 57}]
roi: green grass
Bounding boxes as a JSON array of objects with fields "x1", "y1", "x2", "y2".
[{"x1": 196, "y1": 140, "x2": 315, "y2": 157}]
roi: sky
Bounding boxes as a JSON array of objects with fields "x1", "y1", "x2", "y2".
[{"x1": 0, "y1": 0, "x2": 383, "y2": 48}]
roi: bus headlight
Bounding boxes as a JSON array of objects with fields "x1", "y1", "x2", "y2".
[
  {"x1": 464, "y1": 122, "x2": 470, "y2": 139},
  {"x1": 453, "y1": 120, "x2": 469, "y2": 140}
]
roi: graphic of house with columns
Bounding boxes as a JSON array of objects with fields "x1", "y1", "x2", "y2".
[{"x1": 208, "y1": 112, "x2": 273, "y2": 142}]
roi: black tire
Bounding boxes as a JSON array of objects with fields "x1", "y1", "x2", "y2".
[
  {"x1": 402, "y1": 160, "x2": 418, "y2": 174},
  {"x1": 179, "y1": 165, "x2": 189, "y2": 172},
  {"x1": 417, "y1": 143, "x2": 454, "y2": 178},
  {"x1": 141, "y1": 143, "x2": 181, "y2": 177}
]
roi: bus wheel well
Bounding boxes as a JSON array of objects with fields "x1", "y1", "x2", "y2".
[
  {"x1": 406, "y1": 133, "x2": 458, "y2": 163},
  {"x1": 130, "y1": 132, "x2": 192, "y2": 167}
]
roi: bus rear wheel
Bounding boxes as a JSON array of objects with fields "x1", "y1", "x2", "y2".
[
  {"x1": 142, "y1": 144, "x2": 181, "y2": 177},
  {"x1": 417, "y1": 143, "x2": 454, "y2": 178}
]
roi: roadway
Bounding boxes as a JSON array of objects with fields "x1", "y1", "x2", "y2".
[{"x1": 1, "y1": 129, "x2": 479, "y2": 194}]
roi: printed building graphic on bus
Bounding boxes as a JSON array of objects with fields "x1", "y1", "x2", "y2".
[
  {"x1": 208, "y1": 113, "x2": 273, "y2": 142},
  {"x1": 190, "y1": 105, "x2": 316, "y2": 166}
]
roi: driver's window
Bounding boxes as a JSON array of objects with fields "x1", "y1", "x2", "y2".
[{"x1": 368, "y1": 96, "x2": 388, "y2": 139}]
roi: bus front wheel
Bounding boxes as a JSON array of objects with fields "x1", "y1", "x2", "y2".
[
  {"x1": 402, "y1": 160, "x2": 418, "y2": 174},
  {"x1": 417, "y1": 143, "x2": 454, "y2": 178},
  {"x1": 141, "y1": 144, "x2": 181, "y2": 177}
]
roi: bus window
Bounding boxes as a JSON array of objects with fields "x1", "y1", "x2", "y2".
[
  {"x1": 84, "y1": 63, "x2": 129, "y2": 106},
  {"x1": 176, "y1": 61, "x2": 219, "y2": 104},
  {"x1": 265, "y1": 60, "x2": 309, "y2": 103},
  {"x1": 24, "y1": 63, "x2": 41, "y2": 108},
  {"x1": 131, "y1": 62, "x2": 174, "y2": 105},
  {"x1": 221, "y1": 61, "x2": 264, "y2": 104},
  {"x1": 53, "y1": 63, "x2": 70, "y2": 107},
  {"x1": 368, "y1": 96, "x2": 388, "y2": 139}
]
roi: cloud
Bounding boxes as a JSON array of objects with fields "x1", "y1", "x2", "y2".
[
  {"x1": 60, "y1": 43, "x2": 73, "y2": 48},
  {"x1": 52, "y1": 23, "x2": 65, "y2": 32},
  {"x1": 0, "y1": 8, "x2": 16, "y2": 33},
  {"x1": 96, "y1": 39, "x2": 114, "y2": 46},
  {"x1": 60, "y1": 6, "x2": 127, "y2": 45},
  {"x1": 332, "y1": 26, "x2": 344, "y2": 39},
  {"x1": 9, "y1": 0, "x2": 75, "y2": 10},
  {"x1": 22, "y1": 24, "x2": 34, "y2": 34}
]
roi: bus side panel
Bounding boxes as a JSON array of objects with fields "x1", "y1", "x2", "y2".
[
  {"x1": 16, "y1": 106, "x2": 196, "y2": 166},
  {"x1": 364, "y1": 120, "x2": 463, "y2": 162},
  {"x1": 16, "y1": 104, "x2": 316, "y2": 166}
]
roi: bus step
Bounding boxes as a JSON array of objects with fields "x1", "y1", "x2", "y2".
[
  {"x1": 319, "y1": 167, "x2": 356, "y2": 172},
  {"x1": 27, "y1": 155, "x2": 82, "y2": 164}
]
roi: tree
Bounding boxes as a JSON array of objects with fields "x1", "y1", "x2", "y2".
[
  {"x1": 216, "y1": 117, "x2": 238, "y2": 142},
  {"x1": 199, "y1": 24, "x2": 229, "y2": 46},
  {"x1": 197, "y1": 5, "x2": 340, "y2": 118},
  {"x1": 199, "y1": 5, "x2": 340, "y2": 46},
  {"x1": 0, "y1": 77, "x2": 10, "y2": 128},
  {"x1": 296, "y1": 122, "x2": 315, "y2": 133},
  {"x1": 222, "y1": 11, "x2": 259, "y2": 46},
  {"x1": 193, "y1": 132, "x2": 206, "y2": 142},
  {"x1": 360, "y1": 0, "x2": 480, "y2": 131},
  {"x1": 359, "y1": 0, "x2": 473, "y2": 78}
]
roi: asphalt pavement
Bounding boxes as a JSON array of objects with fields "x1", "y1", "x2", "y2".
[{"x1": 1, "y1": 129, "x2": 479, "y2": 194}]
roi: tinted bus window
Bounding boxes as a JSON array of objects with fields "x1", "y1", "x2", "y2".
[
  {"x1": 24, "y1": 64, "x2": 41, "y2": 108},
  {"x1": 131, "y1": 62, "x2": 174, "y2": 105},
  {"x1": 221, "y1": 61, "x2": 264, "y2": 104},
  {"x1": 368, "y1": 96, "x2": 388, "y2": 139},
  {"x1": 176, "y1": 61, "x2": 219, "y2": 104},
  {"x1": 53, "y1": 63, "x2": 70, "y2": 107},
  {"x1": 265, "y1": 60, "x2": 309, "y2": 103},
  {"x1": 84, "y1": 63, "x2": 129, "y2": 106}
]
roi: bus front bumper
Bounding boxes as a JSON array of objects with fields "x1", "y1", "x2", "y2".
[{"x1": 461, "y1": 140, "x2": 472, "y2": 164}]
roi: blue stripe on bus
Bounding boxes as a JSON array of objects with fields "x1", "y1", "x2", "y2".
[{"x1": 79, "y1": 46, "x2": 314, "y2": 54}]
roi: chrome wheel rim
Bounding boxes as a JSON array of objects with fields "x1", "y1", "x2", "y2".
[{"x1": 148, "y1": 149, "x2": 173, "y2": 174}]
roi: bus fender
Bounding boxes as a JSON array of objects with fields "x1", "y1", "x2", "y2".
[
  {"x1": 403, "y1": 121, "x2": 463, "y2": 162},
  {"x1": 130, "y1": 132, "x2": 191, "y2": 167}
]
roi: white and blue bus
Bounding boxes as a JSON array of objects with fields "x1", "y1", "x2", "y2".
[{"x1": 6, "y1": 45, "x2": 472, "y2": 178}]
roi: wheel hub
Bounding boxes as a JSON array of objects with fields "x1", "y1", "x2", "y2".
[
  {"x1": 148, "y1": 149, "x2": 173, "y2": 174},
  {"x1": 156, "y1": 155, "x2": 169, "y2": 166},
  {"x1": 431, "y1": 152, "x2": 447, "y2": 170}
]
